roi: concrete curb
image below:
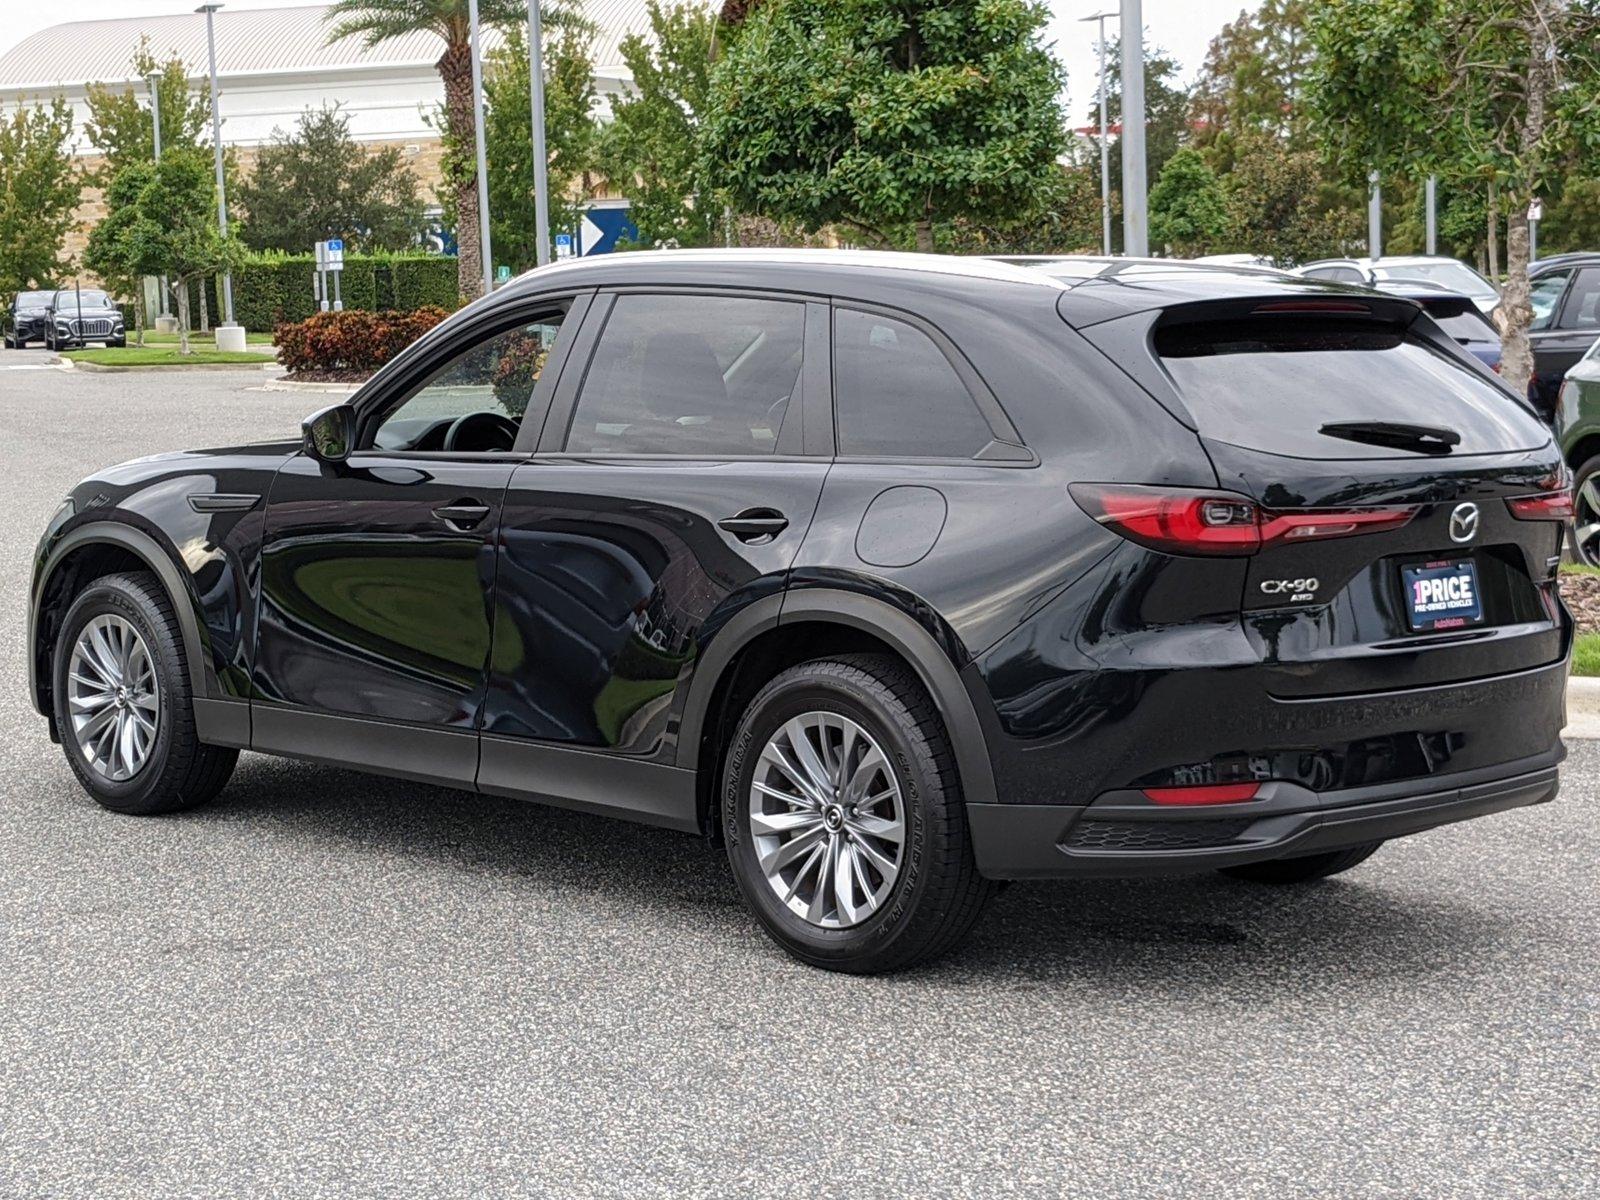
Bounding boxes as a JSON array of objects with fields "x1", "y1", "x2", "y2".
[
  {"x1": 68, "y1": 358, "x2": 279, "y2": 373},
  {"x1": 255, "y1": 378, "x2": 363, "y2": 395},
  {"x1": 1564, "y1": 674, "x2": 1600, "y2": 740}
]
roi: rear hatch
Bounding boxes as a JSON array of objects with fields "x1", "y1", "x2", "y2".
[{"x1": 1096, "y1": 296, "x2": 1568, "y2": 694}]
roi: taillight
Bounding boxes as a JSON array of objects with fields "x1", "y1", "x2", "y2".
[
  {"x1": 1070, "y1": 484, "x2": 1419, "y2": 557},
  {"x1": 1507, "y1": 491, "x2": 1574, "y2": 521},
  {"x1": 1142, "y1": 783, "x2": 1261, "y2": 805}
]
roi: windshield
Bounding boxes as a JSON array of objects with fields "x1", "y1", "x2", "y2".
[
  {"x1": 1372, "y1": 261, "x2": 1497, "y2": 299},
  {"x1": 53, "y1": 290, "x2": 111, "y2": 311},
  {"x1": 14, "y1": 291, "x2": 52, "y2": 310},
  {"x1": 1155, "y1": 318, "x2": 1545, "y2": 459}
]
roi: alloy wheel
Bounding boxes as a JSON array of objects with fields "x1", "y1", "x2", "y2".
[
  {"x1": 748, "y1": 711, "x2": 906, "y2": 929},
  {"x1": 67, "y1": 614, "x2": 160, "y2": 782},
  {"x1": 1573, "y1": 474, "x2": 1600, "y2": 567}
]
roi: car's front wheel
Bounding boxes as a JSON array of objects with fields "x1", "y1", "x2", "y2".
[
  {"x1": 1569, "y1": 454, "x2": 1600, "y2": 566},
  {"x1": 53, "y1": 571, "x2": 237, "y2": 815},
  {"x1": 722, "y1": 654, "x2": 995, "y2": 973}
]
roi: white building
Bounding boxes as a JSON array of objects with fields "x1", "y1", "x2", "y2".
[
  {"x1": 0, "y1": 2, "x2": 657, "y2": 258},
  {"x1": 0, "y1": 2, "x2": 653, "y2": 152}
]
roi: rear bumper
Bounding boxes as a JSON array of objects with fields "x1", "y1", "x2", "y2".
[{"x1": 968, "y1": 750, "x2": 1562, "y2": 879}]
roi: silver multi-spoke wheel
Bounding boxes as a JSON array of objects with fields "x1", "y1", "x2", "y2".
[
  {"x1": 1573, "y1": 474, "x2": 1600, "y2": 566},
  {"x1": 749, "y1": 711, "x2": 905, "y2": 929},
  {"x1": 67, "y1": 614, "x2": 160, "y2": 782}
]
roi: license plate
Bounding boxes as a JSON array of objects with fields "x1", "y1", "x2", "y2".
[{"x1": 1401, "y1": 559, "x2": 1484, "y2": 631}]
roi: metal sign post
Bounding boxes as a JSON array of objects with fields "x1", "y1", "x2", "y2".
[
  {"x1": 327, "y1": 238, "x2": 344, "y2": 312},
  {"x1": 314, "y1": 241, "x2": 328, "y2": 312},
  {"x1": 1528, "y1": 199, "x2": 1542, "y2": 263}
]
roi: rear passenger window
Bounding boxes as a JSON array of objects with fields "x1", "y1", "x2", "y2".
[
  {"x1": 833, "y1": 309, "x2": 993, "y2": 458},
  {"x1": 564, "y1": 293, "x2": 804, "y2": 455}
]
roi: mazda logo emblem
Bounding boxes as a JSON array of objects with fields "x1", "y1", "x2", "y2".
[{"x1": 1449, "y1": 502, "x2": 1480, "y2": 544}]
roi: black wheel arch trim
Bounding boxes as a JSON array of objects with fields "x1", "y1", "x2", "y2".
[
  {"x1": 30, "y1": 521, "x2": 212, "y2": 718},
  {"x1": 674, "y1": 586, "x2": 998, "y2": 810}
]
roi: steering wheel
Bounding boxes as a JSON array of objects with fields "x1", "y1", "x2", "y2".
[{"x1": 443, "y1": 410, "x2": 519, "y2": 452}]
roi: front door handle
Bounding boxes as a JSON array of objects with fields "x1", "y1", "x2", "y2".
[
  {"x1": 718, "y1": 508, "x2": 789, "y2": 543},
  {"x1": 432, "y1": 501, "x2": 491, "y2": 530}
]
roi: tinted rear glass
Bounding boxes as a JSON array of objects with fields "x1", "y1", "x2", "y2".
[{"x1": 1155, "y1": 319, "x2": 1546, "y2": 458}]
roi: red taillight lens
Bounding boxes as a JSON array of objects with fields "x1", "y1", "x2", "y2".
[
  {"x1": 1507, "y1": 491, "x2": 1574, "y2": 521},
  {"x1": 1142, "y1": 783, "x2": 1261, "y2": 805},
  {"x1": 1071, "y1": 485, "x2": 1420, "y2": 557}
]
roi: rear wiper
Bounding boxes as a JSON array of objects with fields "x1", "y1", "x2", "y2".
[{"x1": 1319, "y1": 420, "x2": 1461, "y2": 454}]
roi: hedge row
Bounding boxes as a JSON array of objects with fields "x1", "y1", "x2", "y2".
[
  {"x1": 276, "y1": 307, "x2": 451, "y2": 374},
  {"x1": 230, "y1": 254, "x2": 461, "y2": 331}
]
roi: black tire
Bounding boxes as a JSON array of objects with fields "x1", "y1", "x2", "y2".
[
  {"x1": 1219, "y1": 841, "x2": 1382, "y2": 885},
  {"x1": 1568, "y1": 454, "x2": 1600, "y2": 566},
  {"x1": 52, "y1": 571, "x2": 237, "y2": 816},
  {"x1": 722, "y1": 654, "x2": 996, "y2": 974},
  {"x1": 109, "y1": 337, "x2": 126, "y2": 349}
]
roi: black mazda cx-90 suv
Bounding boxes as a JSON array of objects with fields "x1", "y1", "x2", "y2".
[{"x1": 29, "y1": 251, "x2": 1570, "y2": 973}]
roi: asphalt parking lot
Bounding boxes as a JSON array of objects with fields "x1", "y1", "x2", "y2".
[{"x1": 2, "y1": 352, "x2": 1597, "y2": 1198}]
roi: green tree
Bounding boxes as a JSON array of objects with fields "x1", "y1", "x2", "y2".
[
  {"x1": 702, "y1": 0, "x2": 1068, "y2": 252},
  {"x1": 1191, "y1": 0, "x2": 1312, "y2": 158},
  {"x1": 0, "y1": 98, "x2": 79, "y2": 297},
  {"x1": 939, "y1": 163, "x2": 1101, "y2": 254},
  {"x1": 597, "y1": 1, "x2": 719, "y2": 248},
  {"x1": 1090, "y1": 38, "x2": 1192, "y2": 210},
  {"x1": 237, "y1": 104, "x2": 425, "y2": 252},
  {"x1": 1218, "y1": 131, "x2": 1360, "y2": 265},
  {"x1": 1308, "y1": 0, "x2": 1600, "y2": 395},
  {"x1": 88, "y1": 151, "x2": 246, "y2": 354},
  {"x1": 83, "y1": 161, "x2": 156, "y2": 344},
  {"x1": 1543, "y1": 177, "x2": 1600, "y2": 254},
  {"x1": 83, "y1": 41, "x2": 211, "y2": 182},
  {"x1": 327, "y1": 0, "x2": 575, "y2": 300},
  {"x1": 1149, "y1": 148, "x2": 1228, "y2": 255},
  {"x1": 477, "y1": 18, "x2": 599, "y2": 273}
]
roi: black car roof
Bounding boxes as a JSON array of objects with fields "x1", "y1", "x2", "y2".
[
  {"x1": 1531, "y1": 252, "x2": 1600, "y2": 275},
  {"x1": 488, "y1": 249, "x2": 1376, "y2": 330}
]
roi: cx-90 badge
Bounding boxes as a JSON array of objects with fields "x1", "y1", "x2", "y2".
[
  {"x1": 1449, "y1": 502, "x2": 1480, "y2": 544},
  {"x1": 1261, "y1": 577, "x2": 1320, "y2": 602}
]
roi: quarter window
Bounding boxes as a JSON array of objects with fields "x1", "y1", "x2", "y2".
[
  {"x1": 1528, "y1": 272, "x2": 1571, "y2": 331},
  {"x1": 564, "y1": 293, "x2": 805, "y2": 455},
  {"x1": 833, "y1": 309, "x2": 993, "y2": 459},
  {"x1": 1558, "y1": 269, "x2": 1600, "y2": 331}
]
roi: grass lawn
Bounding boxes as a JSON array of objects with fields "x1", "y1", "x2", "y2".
[
  {"x1": 1560, "y1": 561, "x2": 1600, "y2": 577},
  {"x1": 1573, "y1": 633, "x2": 1600, "y2": 676},
  {"x1": 140, "y1": 330, "x2": 275, "y2": 346},
  {"x1": 65, "y1": 346, "x2": 277, "y2": 367}
]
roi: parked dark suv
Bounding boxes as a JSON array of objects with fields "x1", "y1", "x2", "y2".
[
  {"x1": 42, "y1": 288, "x2": 125, "y2": 350},
  {"x1": 29, "y1": 251, "x2": 1570, "y2": 973},
  {"x1": 4, "y1": 290, "x2": 55, "y2": 348}
]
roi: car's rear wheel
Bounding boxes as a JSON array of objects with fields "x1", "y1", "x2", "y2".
[
  {"x1": 53, "y1": 571, "x2": 237, "y2": 816},
  {"x1": 1219, "y1": 841, "x2": 1382, "y2": 885},
  {"x1": 1568, "y1": 454, "x2": 1600, "y2": 566},
  {"x1": 722, "y1": 654, "x2": 995, "y2": 973}
]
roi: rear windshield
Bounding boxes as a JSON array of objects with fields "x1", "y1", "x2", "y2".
[
  {"x1": 1428, "y1": 307, "x2": 1495, "y2": 341},
  {"x1": 1155, "y1": 320, "x2": 1546, "y2": 458}
]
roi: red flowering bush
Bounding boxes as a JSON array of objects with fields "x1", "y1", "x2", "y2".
[{"x1": 275, "y1": 306, "x2": 450, "y2": 377}]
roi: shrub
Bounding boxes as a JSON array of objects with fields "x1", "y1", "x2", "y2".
[
  {"x1": 275, "y1": 306, "x2": 449, "y2": 375},
  {"x1": 231, "y1": 251, "x2": 460, "y2": 330}
]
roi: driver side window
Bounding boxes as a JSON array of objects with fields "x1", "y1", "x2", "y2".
[{"x1": 372, "y1": 313, "x2": 566, "y2": 453}]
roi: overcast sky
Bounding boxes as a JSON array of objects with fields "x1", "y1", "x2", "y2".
[{"x1": 0, "y1": 0, "x2": 1245, "y2": 121}]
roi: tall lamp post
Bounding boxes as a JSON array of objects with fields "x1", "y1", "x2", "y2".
[
  {"x1": 1080, "y1": 10, "x2": 1119, "y2": 256},
  {"x1": 528, "y1": 0, "x2": 551, "y2": 266},
  {"x1": 197, "y1": 4, "x2": 240, "y2": 343},
  {"x1": 1119, "y1": 0, "x2": 1148, "y2": 256},
  {"x1": 467, "y1": 0, "x2": 494, "y2": 295},
  {"x1": 147, "y1": 73, "x2": 170, "y2": 319}
]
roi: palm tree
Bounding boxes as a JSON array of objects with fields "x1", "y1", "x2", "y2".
[{"x1": 326, "y1": 0, "x2": 533, "y2": 301}]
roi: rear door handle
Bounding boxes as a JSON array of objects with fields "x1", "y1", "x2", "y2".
[
  {"x1": 432, "y1": 501, "x2": 491, "y2": 530},
  {"x1": 718, "y1": 508, "x2": 789, "y2": 543}
]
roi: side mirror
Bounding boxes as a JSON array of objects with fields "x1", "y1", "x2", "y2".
[{"x1": 302, "y1": 403, "x2": 354, "y2": 464}]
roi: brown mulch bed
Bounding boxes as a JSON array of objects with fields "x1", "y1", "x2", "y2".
[
  {"x1": 281, "y1": 368, "x2": 373, "y2": 384},
  {"x1": 1561, "y1": 572, "x2": 1600, "y2": 635}
]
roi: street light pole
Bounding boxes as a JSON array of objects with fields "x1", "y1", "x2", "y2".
[
  {"x1": 197, "y1": 4, "x2": 236, "y2": 329},
  {"x1": 1119, "y1": 0, "x2": 1147, "y2": 256},
  {"x1": 1368, "y1": 170, "x2": 1383, "y2": 260},
  {"x1": 147, "y1": 73, "x2": 169, "y2": 318},
  {"x1": 1080, "y1": 11, "x2": 1119, "y2": 256},
  {"x1": 467, "y1": 0, "x2": 494, "y2": 296},
  {"x1": 1425, "y1": 175, "x2": 1438, "y2": 255},
  {"x1": 528, "y1": 0, "x2": 551, "y2": 267}
]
